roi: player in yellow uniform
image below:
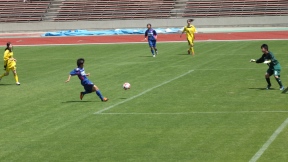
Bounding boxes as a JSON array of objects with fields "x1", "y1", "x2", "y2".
[
  {"x1": 180, "y1": 19, "x2": 196, "y2": 56},
  {"x1": 0, "y1": 42, "x2": 20, "y2": 85}
]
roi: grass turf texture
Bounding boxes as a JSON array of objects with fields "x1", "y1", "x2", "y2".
[{"x1": 0, "y1": 40, "x2": 288, "y2": 161}]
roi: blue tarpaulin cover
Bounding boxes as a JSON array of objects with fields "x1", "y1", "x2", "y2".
[{"x1": 42, "y1": 28, "x2": 182, "y2": 36}]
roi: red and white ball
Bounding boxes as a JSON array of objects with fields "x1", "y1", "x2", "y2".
[{"x1": 123, "y1": 82, "x2": 131, "y2": 90}]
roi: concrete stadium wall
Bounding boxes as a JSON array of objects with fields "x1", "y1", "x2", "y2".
[{"x1": 1, "y1": 16, "x2": 288, "y2": 32}]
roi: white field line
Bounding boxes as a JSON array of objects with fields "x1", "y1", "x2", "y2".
[
  {"x1": 249, "y1": 118, "x2": 288, "y2": 162},
  {"x1": 94, "y1": 70, "x2": 194, "y2": 114},
  {"x1": 97, "y1": 111, "x2": 288, "y2": 115},
  {"x1": 0, "y1": 38, "x2": 288, "y2": 47}
]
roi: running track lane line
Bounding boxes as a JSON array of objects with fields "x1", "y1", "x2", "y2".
[
  {"x1": 249, "y1": 118, "x2": 288, "y2": 162},
  {"x1": 1, "y1": 38, "x2": 288, "y2": 47},
  {"x1": 94, "y1": 70, "x2": 194, "y2": 114}
]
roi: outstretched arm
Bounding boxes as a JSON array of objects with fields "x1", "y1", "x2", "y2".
[
  {"x1": 255, "y1": 56, "x2": 265, "y2": 63},
  {"x1": 251, "y1": 55, "x2": 265, "y2": 63},
  {"x1": 65, "y1": 75, "x2": 72, "y2": 83}
]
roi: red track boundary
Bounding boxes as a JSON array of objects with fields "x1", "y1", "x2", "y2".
[{"x1": 0, "y1": 31, "x2": 288, "y2": 46}]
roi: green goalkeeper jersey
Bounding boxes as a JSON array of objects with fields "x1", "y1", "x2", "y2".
[{"x1": 256, "y1": 51, "x2": 281, "y2": 69}]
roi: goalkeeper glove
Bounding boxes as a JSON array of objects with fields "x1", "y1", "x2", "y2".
[{"x1": 263, "y1": 60, "x2": 271, "y2": 64}]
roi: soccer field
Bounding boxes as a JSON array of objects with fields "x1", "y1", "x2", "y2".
[{"x1": 1, "y1": 40, "x2": 288, "y2": 161}]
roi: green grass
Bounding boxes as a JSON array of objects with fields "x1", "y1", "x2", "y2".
[{"x1": 1, "y1": 40, "x2": 288, "y2": 161}]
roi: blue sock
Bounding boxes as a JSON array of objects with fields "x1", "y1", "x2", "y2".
[
  {"x1": 96, "y1": 90, "x2": 104, "y2": 101},
  {"x1": 151, "y1": 49, "x2": 154, "y2": 55},
  {"x1": 82, "y1": 91, "x2": 88, "y2": 95}
]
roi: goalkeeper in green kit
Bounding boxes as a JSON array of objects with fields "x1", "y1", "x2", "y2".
[{"x1": 250, "y1": 44, "x2": 285, "y2": 90}]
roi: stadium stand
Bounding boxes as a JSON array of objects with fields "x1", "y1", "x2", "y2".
[
  {"x1": 53, "y1": 0, "x2": 175, "y2": 21},
  {"x1": 0, "y1": 0, "x2": 51, "y2": 22},
  {"x1": 1, "y1": 0, "x2": 287, "y2": 23},
  {"x1": 183, "y1": 0, "x2": 288, "y2": 17}
]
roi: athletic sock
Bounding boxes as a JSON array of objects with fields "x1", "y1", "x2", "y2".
[
  {"x1": 14, "y1": 74, "x2": 19, "y2": 82},
  {"x1": 275, "y1": 77, "x2": 283, "y2": 87},
  {"x1": 96, "y1": 90, "x2": 104, "y2": 101},
  {"x1": 266, "y1": 78, "x2": 271, "y2": 86},
  {"x1": 151, "y1": 49, "x2": 154, "y2": 55},
  {"x1": 191, "y1": 47, "x2": 195, "y2": 55}
]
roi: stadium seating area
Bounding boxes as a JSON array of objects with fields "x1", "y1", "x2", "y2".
[
  {"x1": 183, "y1": 0, "x2": 288, "y2": 17},
  {"x1": 1, "y1": 0, "x2": 288, "y2": 22},
  {"x1": 54, "y1": 0, "x2": 175, "y2": 21},
  {"x1": 0, "y1": 0, "x2": 51, "y2": 22}
]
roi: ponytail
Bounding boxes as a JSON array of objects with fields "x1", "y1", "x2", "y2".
[{"x1": 188, "y1": 19, "x2": 194, "y2": 22}]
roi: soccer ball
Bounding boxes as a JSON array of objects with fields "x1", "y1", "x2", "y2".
[{"x1": 123, "y1": 82, "x2": 131, "y2": 90}]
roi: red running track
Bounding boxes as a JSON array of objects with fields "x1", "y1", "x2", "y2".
[{"x1": 0, "y1": 31, "x2": 288, "y2": 46}]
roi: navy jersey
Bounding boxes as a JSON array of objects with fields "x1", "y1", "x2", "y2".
[
  {"x1": 145, "y1": 29, "x2": 157, "y2": 41},
  {"x1": 70, "y1": 67, "x2": 93, "y2": 86}
]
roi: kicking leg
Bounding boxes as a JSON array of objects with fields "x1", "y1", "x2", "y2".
[{"x1": 92, "y1": 85, "x2": 108, "y2": 102}]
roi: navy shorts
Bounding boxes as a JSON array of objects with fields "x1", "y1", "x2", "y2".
[
  {"x1": 83, "y1": 84, "x2": 94, "y2": 93},
  {"x1": 148, "y1": 40, "x2": 156, "y2": 47}
]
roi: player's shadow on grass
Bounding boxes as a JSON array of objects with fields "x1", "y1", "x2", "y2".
[
  {"x1": 248, "y1": 88, "x2": 276, "y2": 90},
  {"x1": 281, "y1": 88, "x2": 288, "y2": 94},
  {"x1": 0, "y1": 83, "x2": 14, "y2": 86},
  {"x1": 62, "y1": 101, "x2": 96, "y2": 103},
  {"x1": 177, "y1": 54, "x2": 190, "y2": 56}
]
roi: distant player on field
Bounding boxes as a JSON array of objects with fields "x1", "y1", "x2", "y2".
[
  {"x1": 144, "y1": 23, "x2": 158, "y2": 57},
  {"x1": 180, "y1": 19, "x2": 196, "y2": 56},
  {"x1": 250, "y1": 44, "x2": 285, "y2": 90},
  {"x1": 0, "y1": 42, "x2": 20, "y2": 85},
  {"x1": 65, "y1": 58, "x2": 108, "y2": 102}
]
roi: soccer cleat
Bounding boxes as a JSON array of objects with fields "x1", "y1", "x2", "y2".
[
  {"x1": 188, "y1": 50, "x2": 191, "y2": 55},
  {"x1": 80, "y1": 92, "x2": 84, "y2": 100},
  {"x1": 102, "y1": 97, "x2": 108, "y2": 102},
  {"x1": 280, "y1": 86, "x2": 285, "y2": 91},
  {"x1": 153, "y1": 55, "x2": 156, "y2": 57},
  {"x1": 155, "y1": 50, "x2": 158, "y2": 55},
  {"x1": 16, "y1": 82, "x2": 20, "y2": 85},
  {"x1": 266, "y1": 84, "x2": 271, "y2": 90}
]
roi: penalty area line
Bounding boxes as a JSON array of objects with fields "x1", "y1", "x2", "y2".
[
  {"x1": 249, "y1": 118, "x2": 288, "y2": 162},
  {"x1": 94, "y1": 70, "x2": 194, "y2": 114},
  {"x1": 97, "y1": 111, "x2": 288, "y2": 115}
]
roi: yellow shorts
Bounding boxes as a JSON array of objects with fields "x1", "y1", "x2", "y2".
[
  {"x1": 187, "y1": 38, "x2": 194, "y2": 46},
  {"x1": 6, "y1": 65, "x2": 16, "y2": 72}
]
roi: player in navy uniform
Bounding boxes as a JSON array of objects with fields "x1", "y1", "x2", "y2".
[
  {"x1": 144, "y1": 23, "x2": 158, "y2": 57},
  {"x1": 65, "y1": 58, "x2": 108, "y2": 101}
]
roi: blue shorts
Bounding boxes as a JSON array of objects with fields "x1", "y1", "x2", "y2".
[
  {"x1": 148, "y1": 40, "x2": 156, "y2": 47},
  {"x1": 83, "y1": 84, "x2": 94, "y2": 93}
]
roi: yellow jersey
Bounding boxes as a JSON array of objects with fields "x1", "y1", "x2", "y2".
[
  {"x1": 183, "y1": 25, "x2": 196, "y2": 39},
  {"x1": 3, "y1": 49, "x2": 15, "y2": 68}
]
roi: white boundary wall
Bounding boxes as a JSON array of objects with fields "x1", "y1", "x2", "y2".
[{"x1": 0, "y1": 16, "x2": 288, "y2": 32}]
